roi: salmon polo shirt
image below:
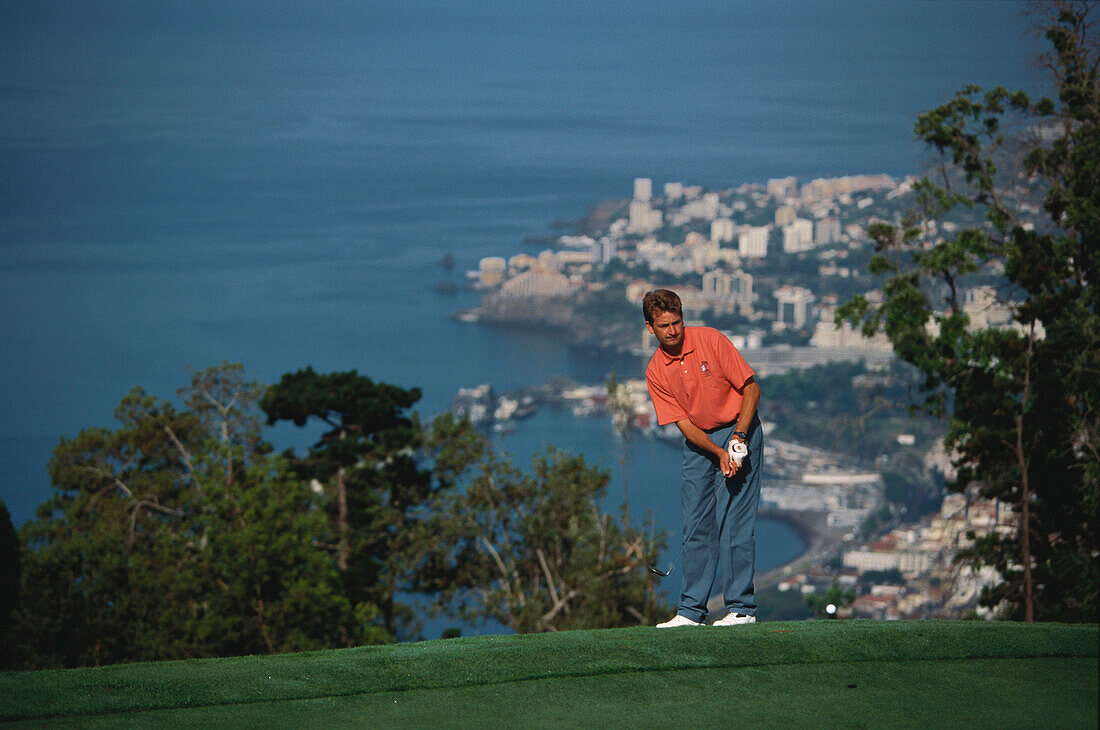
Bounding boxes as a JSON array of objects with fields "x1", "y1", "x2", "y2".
[{"x1": 645, "y1": 326, "x2": 755, "y2": 429}]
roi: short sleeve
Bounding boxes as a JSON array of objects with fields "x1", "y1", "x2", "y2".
[
  {"x1": 645, "y1": 361, "x2": 688, "y2": 426},
  {"x1": 713, "y1": 332, "x2": 754, "y2": 389}
]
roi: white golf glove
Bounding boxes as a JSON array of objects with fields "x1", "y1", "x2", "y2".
[{"x1": 727, "y1": 439, "x2": 749, "y2": 467}]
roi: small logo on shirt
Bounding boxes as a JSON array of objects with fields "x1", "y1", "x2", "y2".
[{"x1": 700, "y1": 360, "x2": 711, "y2": 376}]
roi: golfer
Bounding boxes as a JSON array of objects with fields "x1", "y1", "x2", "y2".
[{"x1": 642, "y1": 289, "x2": 763, "y2": 627}]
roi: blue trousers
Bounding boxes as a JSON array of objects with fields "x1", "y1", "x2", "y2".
[{"x1": 676, "y1": 415, "x2": 763, "y2": 622}]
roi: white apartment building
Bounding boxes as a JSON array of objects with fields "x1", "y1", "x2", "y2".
[
  {"x1": 555, "y1": 250, "x2": 594, "y2": 268},
  {"x1": 767, "y1": 176, "x2": 798, "y2": 201},
  {"x1": 738, "y1": 225, "x2": 769, "y2": 258},
  {"x1": 800, "y1": 174, "x2": 895, "y2": 201},
  {"x1": 628, "y1": 200, "x2": 662, "y2": 233},
  {"x1": 844, "y1": 541, "x2": 901, "y2": 572},
  {"x1": 814, "y1": 217, "x2": 841, "y2": 245},
  {"x1": 775, "y1": 285, "x2": 815, "y2": 329},
  {"x1": 774, "y1": 204, "x2": 796, "y2": 227},
  {"x1": 710, "y1": 217, "x2": 735, "y2": 244},
  {"x1": 702, "y1": 269, "x2": 753, "y2": 314},
  {"x1": 499, "y1": 268, "x2": 574, "y2": 298},
  {"x1": 810, "y1": 305, "x2": 893, "y2": 350},
  {"x1": 633, "y1": 177, "x2": 652, "y2": 202},
  {"x1": 679, "y1": 192, "x2": 720, "y2": 221},
  {"x1": 782, "y1": 218, "x2": 815, "y2": 253},
  {"x1": 596, "y1": 237, "x2": 617, "y2": 264}
]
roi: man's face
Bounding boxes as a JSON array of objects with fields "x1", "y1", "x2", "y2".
[{"x1": 647, "y1": 310, "x2": 684, "y2": 353}]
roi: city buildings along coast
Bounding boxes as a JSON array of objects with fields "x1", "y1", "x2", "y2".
[{"x1": 452, "y1": 173, "x2": 1041, "y2": 620}]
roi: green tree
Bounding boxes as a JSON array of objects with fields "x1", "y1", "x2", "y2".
[
  {"x1": 260, "y1": 368, "x2": 432, "y2": 640},
  {"x1": 418, "y1": 414, "x2": 669, "y2": 633},
  {"x1": 838, "y1": 2, "x2": 1098, "y2": 621},
  {"x1": 15, "y1": 387, "x2": 201, "y2": 666},
  {"x1": 13, "y1": 364, "x2": 362, "y2": 668}
]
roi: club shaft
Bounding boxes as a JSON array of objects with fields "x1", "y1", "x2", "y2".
[{"x1": 655, "y1": 488, "x2": 719, "y2": 576}]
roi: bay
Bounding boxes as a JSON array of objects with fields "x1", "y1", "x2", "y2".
[{"x1": 1, "y1": 0, "x2": 1040, "y2": 608}]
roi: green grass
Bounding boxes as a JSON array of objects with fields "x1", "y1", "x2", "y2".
[{"x1": 1, "y1": 621, "x2": 1096, "y2": 728}]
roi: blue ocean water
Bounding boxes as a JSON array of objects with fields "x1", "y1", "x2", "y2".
[{"x1": 1, "y1": 0, "x2": 1040, "y2": 584}]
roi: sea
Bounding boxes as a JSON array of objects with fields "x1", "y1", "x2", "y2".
[{"x1": 0, "y1": 1, "x2": 1043, "y2": 624}]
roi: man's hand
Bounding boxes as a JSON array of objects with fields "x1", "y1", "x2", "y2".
[
  {"x1": 677, "y1": 418, "x2": 738, "y2": 477},
  {"x1": 727, "y1": 438, "x2": 748, "y2": 472},
  {"x1": 718, "y1": 447, "x2": 736, "y2": 478}
]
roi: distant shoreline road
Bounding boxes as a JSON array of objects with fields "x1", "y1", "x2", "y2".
[{"x1": 758, "y1": 508, "x2": 848, "y2": 585}]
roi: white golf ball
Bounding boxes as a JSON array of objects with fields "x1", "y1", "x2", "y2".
[{"x1": 826, "y1": 603, "x2": 837, "y2": 615}]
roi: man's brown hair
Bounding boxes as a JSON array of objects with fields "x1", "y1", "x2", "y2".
[{"x1": 642, "y1": 289, "x2": 683, "y2": 323}]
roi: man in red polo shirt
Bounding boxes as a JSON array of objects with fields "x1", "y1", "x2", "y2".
[{"x1": 643, "y1": 289, "x2": 763, "y2": 627}]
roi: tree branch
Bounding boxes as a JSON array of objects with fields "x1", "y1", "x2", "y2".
[
  {"x1": 162, "y1": 424, "x2": 198, "y2": 487},
  {"x1": 540, "y1": 588, "x2": 582, "y2": 626},
  {"x1": 477, "y1": 535, "x2": 517, "y2": 604},
  {"x1": 536, "y1": 547, "x2": 561, "y2": 607}
]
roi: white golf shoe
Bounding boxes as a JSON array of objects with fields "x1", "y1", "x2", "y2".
[
  {"x1": 655, "y1": 614, "x2": 703, "y2": 628},
  {"x1": 712, "y1": 612, "x2": 756, "y2": 626}
]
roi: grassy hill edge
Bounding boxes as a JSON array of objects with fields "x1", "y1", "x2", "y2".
[{"x1": 1, "y1": 621, "x2": 1096, "y2": 723}]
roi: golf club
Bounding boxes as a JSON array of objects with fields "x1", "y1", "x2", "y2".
[{"x1": 647, "y1": 489, "x2": 719, "y2": 577}]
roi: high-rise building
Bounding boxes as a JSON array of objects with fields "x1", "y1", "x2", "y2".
[
  {"x1": 774, "y1": 204, "x2": 796, "y2": 227},
  {"x1": 710, "y1": 217, "x2": 735, "y2": 244},
  {"x1": 597, "y1": 237, "x2": 617, "y2": 264},
  {"x1": 782, "y1": 218, "x2": 814, "y2": 253},
  {"x1": 664, "y1": 182, "x2": 684, "y2": 200},
  {"x1": 702, "y1": 270, "x2": 730, "y2": 299},
  {"x1": 775, "y1": 285, "x2": 816, "y2": 329},
  {"x1": 702, "y1": 269, "x2": 754, "y2": 314},
  {"x1": 767, "y1": 176, "x2": 798, "y2": 201},
  {"x1": 738, "y1": 225, "x2": 769, "y2": 258},
  {"x1": 633, "y1": 177, "x2": 652, "y2": 203},
  {"x1": 814, "y1": 217, "x2": 842, "y2": 245},
  {"x1": 628, "y1": 200, "x2": 662, "y2": 233}
]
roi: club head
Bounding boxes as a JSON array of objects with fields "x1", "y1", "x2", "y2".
[{"x1": 647, "y1": 565, "x2": 671, "y2": 577}]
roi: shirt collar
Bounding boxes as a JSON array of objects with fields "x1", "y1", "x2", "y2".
[{"x1": 659, "y1": 327, "x2": 696, "y2": 364}]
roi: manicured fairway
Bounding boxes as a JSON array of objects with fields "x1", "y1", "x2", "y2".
[{"x1": 2, "y1": 621, "x2": 1096, "y2": 728}]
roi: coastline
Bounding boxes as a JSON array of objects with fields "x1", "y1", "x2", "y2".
[{"x1": 757, "y1": 508, "x2": 848, "y2": 586}]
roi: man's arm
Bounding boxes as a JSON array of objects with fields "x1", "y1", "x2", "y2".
[
  {"x1": 675, "y1": 377, "x2": 762, "y2": 479},
  {"x1": 733, "y1": 378, "x2": 761, "y2": 441},
  {"x1": 675, "y1": 418, "x2": 736, "y2": 477}
]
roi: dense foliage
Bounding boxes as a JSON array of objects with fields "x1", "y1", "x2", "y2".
[
  {"x1": 260, "y1": 367, "x2": 431, "y2": 640},
  {"x1": 4, "y1": 365, "x2": 668, "y2": 669},
  {"x1": 8, "y1": 366, "x2": 371, "y2": 668},
  {"x1": 838, "y1": 2, "x2": 1099, "y2": 621},
  {"x1": 417, "y1": 415, "x2": 667, "y2": 633}
]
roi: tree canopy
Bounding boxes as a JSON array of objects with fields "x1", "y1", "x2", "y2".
[
  {"x1": 838, "y1": 1, "x2": 1099, "y2": 621},
  {"x1": 416, "y1": 414, "x2": 667, "y2": 633},
  {"x1": 260, "y1": 367, "x2": 432, "y2": 639},
  {"x1": 11, "y1": 365, "x2": 374, "y2": 668},
  {"x1": 7, "y1": 366, "x2": 670, "y2": 669}
]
